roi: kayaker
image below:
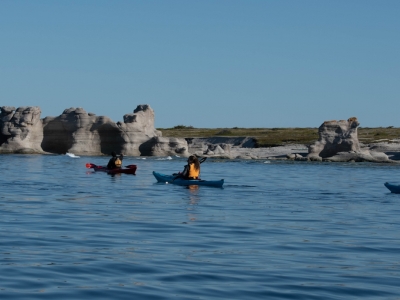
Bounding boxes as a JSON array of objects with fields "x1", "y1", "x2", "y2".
[
  {"x1": 174, "y1": 155, "x2": 203, "y2": 180},
  {"x1": 107, "y1": 152, "x2": 123, "y2": 169}
]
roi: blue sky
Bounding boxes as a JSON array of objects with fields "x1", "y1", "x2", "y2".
[{"x1": 1, "y1": 1, "x2": 399, "y2": 128}]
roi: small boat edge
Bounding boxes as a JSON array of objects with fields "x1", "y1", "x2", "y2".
[{"x1": 384, "y1": 182, "x2": 400, "y2": 194}]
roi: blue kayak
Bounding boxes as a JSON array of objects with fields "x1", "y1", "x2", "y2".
[
  {"x1": 384, "y1": 182, "x2": 400, "y2": 193},
  {"x1": 153, "y1": 171, "x2": 224, "y2": 188}
]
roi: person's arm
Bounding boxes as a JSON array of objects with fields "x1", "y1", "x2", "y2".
[
  {"x1": 181, "y1": 165, "x2": 189, "y2": 178},
  {"x1": 173, "y1": 165, "x2": 188, "y2": 181},
  {"x1": 107, "y1": 159, "x2": 113, "y2": 169}
]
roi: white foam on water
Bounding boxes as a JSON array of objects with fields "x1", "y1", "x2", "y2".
[{"x1": 66, "y1": 152, "x2": 80, "y2": 158}]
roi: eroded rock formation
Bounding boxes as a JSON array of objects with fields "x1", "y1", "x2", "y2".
[
  {"x1": 118, "y1": 105, "x2": 163, "y2": 156},
  {"x1": 142, "y1": 136, "x2": 190, "y2": 157},
  {"x1": 308, "y1": 117, "x2": 360, "y2": 159},
  {"x1": 1, "y1": 107, "x2": 398, "y2": 162},
  {"x1": 186, "y1": 137, "x2": 256, "y2": 159},
  {"x1": 307, "y1": 117, "x2": 391, "y2": 162},
  {"x1": 41, "y1": 108, "x2": 123, "y2": 155},
  {"x1": 0, "y1": 106, "x2": 44, "y2": 153},
  {"x1": 0, "y1": 104, "x2": 189, "y2": 156}
]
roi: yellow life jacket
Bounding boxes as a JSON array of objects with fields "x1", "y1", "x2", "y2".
[
  {"x1": 188, "y1": 163, "x2": 200, "y2": 178},
  {"x1": 114, "y1": 157, "x2": 122, "y2": 168}
]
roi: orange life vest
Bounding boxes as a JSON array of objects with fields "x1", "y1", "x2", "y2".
[{"x1": 188, "y1": 163, "x2": 200, "y2": 179}]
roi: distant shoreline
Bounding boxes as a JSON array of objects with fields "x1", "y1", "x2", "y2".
[{"x1": 158, "y1": 126, "x2": 400, "y2": 148}]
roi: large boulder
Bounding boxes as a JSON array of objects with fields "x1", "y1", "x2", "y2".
[
  {"x1": 308, "y1": 117, "x2": 360, "y2": 159},
  {"x1": 323, "y1": 150, "x2": 390, "y2": 163},
  {"x1": 0, "y1": 106, "x2": 44, "y2": 153},
  {"x1": 141, "y1": 136, "x2": 189, "y2": 157},
  {"x1": 367, "y1": 142, "x2": 400, "y2": 160},
  {"x1": 307, "y1": 117, "x2": 392, "y2": 162}
]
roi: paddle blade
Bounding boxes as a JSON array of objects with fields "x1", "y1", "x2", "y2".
[
  {"x1": 86, "y1": 163, "x2": 96, "y2": 169},
  {"x1": 199, "y1": 157, "x2": 207, "y2": 164}
]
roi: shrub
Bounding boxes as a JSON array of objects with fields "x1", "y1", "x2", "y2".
[
  {"x1": 216, "y1": 129, "x2": 232, "y2": 135},
  {"x1": 173, "y1": 125, "x2": 194, "y2": 129}
]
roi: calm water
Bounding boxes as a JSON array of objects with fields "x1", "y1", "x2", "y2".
[{"x1": 1, "y1": 154, "x2": 400, "y2": 299}]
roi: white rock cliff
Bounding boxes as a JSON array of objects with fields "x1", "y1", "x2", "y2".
[{"x1": 0, "y1": 105, "x2": 188, "y2": 156}]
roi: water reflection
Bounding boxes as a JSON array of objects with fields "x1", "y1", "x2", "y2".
[
  {"x1": 85, "y1": 171, "x2": 123, "y2": 180},
  {"x1": 186, "y1": 185, "x2": 199, "y2": 191},
  {"x1": 186, "y1": 185, "x2": 200, "y2": 222}
]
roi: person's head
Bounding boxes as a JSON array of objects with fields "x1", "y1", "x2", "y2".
[
  {"x1": 110, "y1": 152, "x2": 123, "y2": 168},
  {"x1": 187, "y1": 155, "x2": 200, "y2": 170}
]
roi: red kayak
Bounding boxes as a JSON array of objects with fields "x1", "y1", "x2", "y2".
[{"x1": 85, "y1": 163, "x2": 137, "y2": 175}]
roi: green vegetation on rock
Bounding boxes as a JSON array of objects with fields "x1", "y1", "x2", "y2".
[{"x1": 157, "y1": 126, "x2": 400, "y2": 148}]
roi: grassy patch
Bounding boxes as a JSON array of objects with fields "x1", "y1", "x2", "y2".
[
  {"x1": 358, "y1": 127, "x2": 400, "y2": 143},
  {"x1": 157, "y1": 126, "x2": 400, "y2": 147}
]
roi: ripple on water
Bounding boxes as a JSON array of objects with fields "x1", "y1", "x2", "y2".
[{"x1": 0, "y1": 156, "x2": 400, "y2": 299}]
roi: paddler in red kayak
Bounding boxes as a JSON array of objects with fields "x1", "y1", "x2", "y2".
[{"x1": 107, "y1": 152, "x2": 123, "y2": 169}]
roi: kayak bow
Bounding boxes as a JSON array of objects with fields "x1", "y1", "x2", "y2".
[{"x1": 384, "y1": 182, "x2": 400, "y2": 194}]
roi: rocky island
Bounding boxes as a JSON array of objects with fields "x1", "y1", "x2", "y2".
[{"x1": 1, "y1": 105, "x2": 399, "y2": 163}]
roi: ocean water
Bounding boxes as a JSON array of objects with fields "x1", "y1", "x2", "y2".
[{"x1": 1, "y1": 154, "x2": 400, "y2": 299}]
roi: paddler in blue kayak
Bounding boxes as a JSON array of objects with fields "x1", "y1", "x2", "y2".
[{"x1": 173, "y1": 155, "x2": 206, "y2": 180}]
